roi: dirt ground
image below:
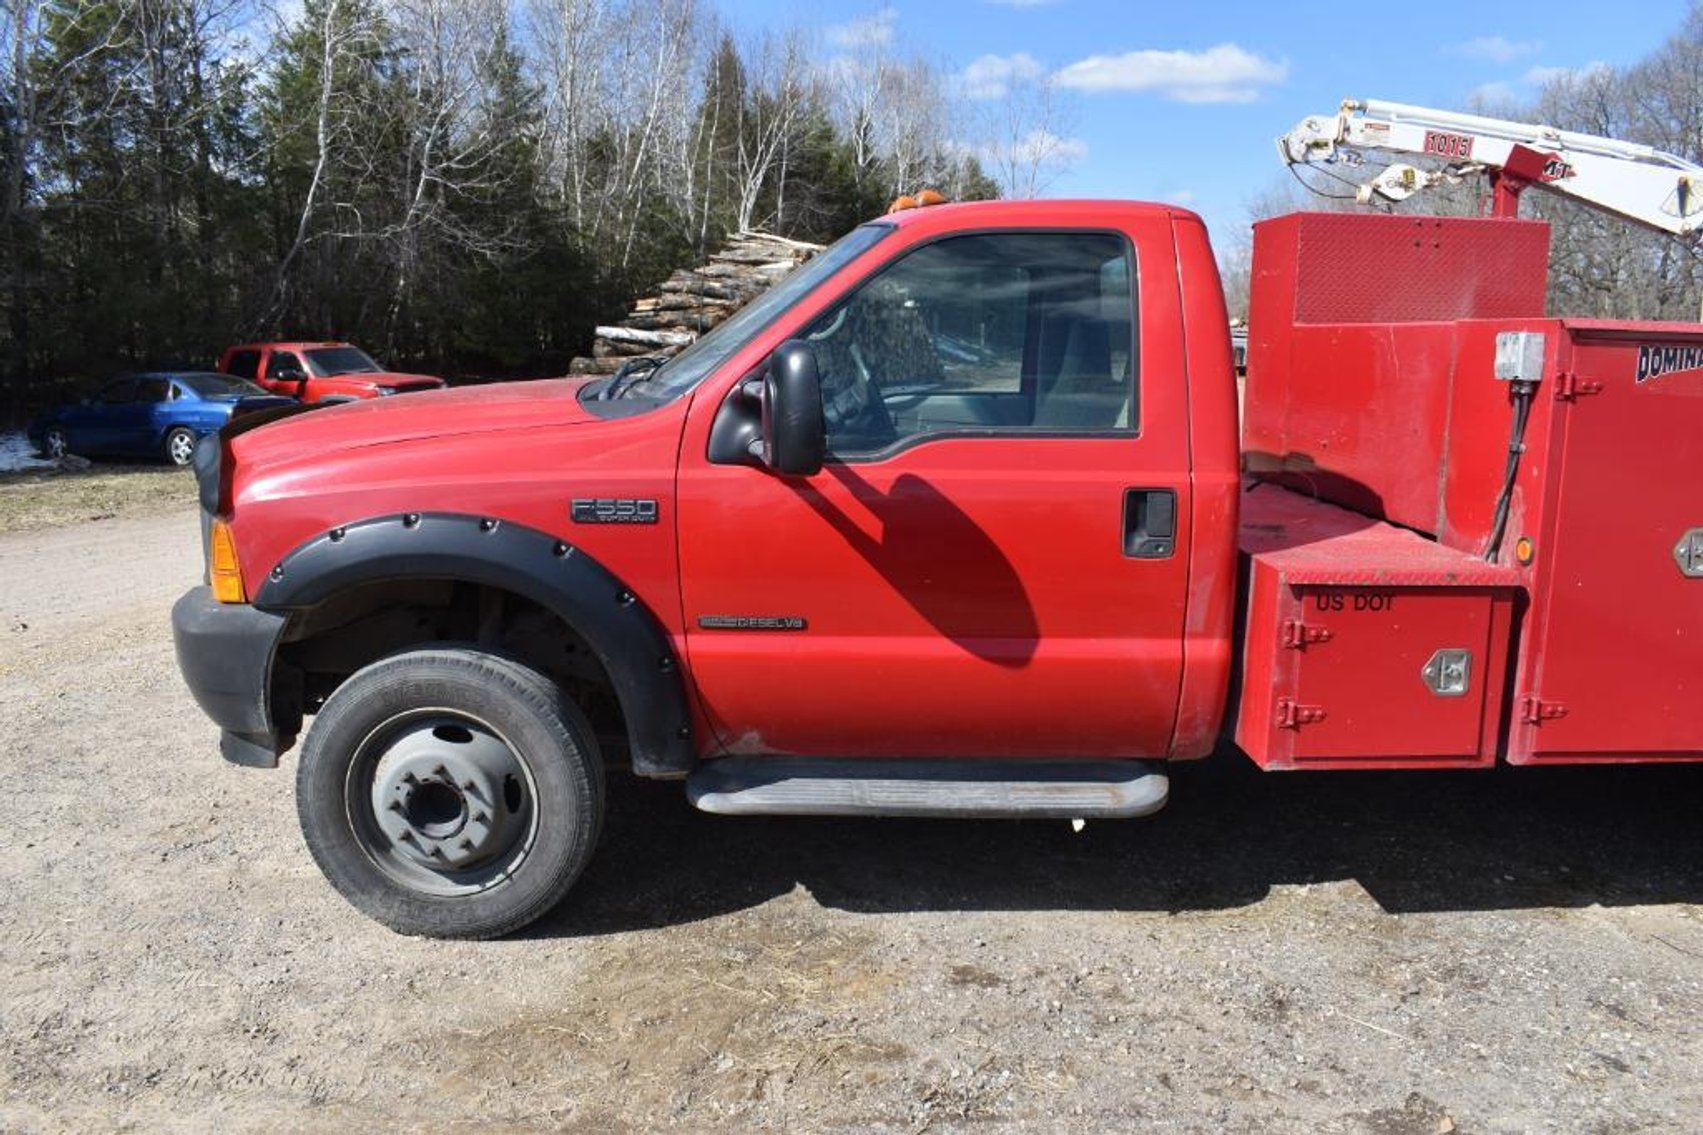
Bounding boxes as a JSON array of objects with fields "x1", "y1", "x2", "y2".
[
  {"x1": 0, "y1": 461, "x2": 194, "y2": 534},
  {"x1": 2, "y1": 501, "x2": 1701, "y2": 1132}
]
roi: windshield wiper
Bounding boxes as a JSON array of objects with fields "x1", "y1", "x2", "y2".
[{"x1": 601, "y1": 355, "x2": 666, "y2": 400}]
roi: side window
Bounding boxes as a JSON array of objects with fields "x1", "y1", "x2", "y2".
[
  {"x1": 801, "y1": 231, "x2": 1137, "y2": 458},
  {"x1": 96, "y1": 380, "x2": 135, "y2": 405},
  {"x1": 225, "y1": 350, "x2": 261, "y2": 380},
  {"x1": 265, "y1": 351, "x2": 304, "y2": 380},
  {"x1": 134, "y1": 378, "x2": 170, "y2": 404}
]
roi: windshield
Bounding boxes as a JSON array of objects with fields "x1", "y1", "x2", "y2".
[
  {"x1": 619, "y1": 223, "x2": 893, "y2": 402},
  {"x1": 178, "y1": 373, "x2": 267, "y2": 398},
  {"x1": 305, "y1": 347, "x2": 383, "y2": 376}
]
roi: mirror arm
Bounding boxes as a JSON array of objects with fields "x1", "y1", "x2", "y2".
[{"x1": 740, "y1": 376, "x2": 768, "y2": 464}]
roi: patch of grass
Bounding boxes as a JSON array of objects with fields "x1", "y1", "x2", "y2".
[{"x1": 0, "y1": 463, "x2": 196, "y2": 534}]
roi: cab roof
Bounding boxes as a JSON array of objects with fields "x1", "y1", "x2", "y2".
[
  {"x1": 876, "y1": 198, "x2": 1202, "y2": 230},
  {"x1": 225, "y1": 341, "x2": 355, "y2": 352}
]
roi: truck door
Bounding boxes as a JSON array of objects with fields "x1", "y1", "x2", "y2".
[
  {"x1": 80, "y1": 378, "x2": 139, "y2": 453},
  {"x1": 676, "y1": 224, "x2": 1194, "y2": 758},
  {"x1": 261, "y1": 349, "x2": 309, "y2": 401}
]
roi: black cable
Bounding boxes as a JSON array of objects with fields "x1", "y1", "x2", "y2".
[
  {"x1": 1285, "y1": 163, "x2": 1361, "y2": 201},
  {"x1": 1484, "y1": 383, "x2": 1534, "y2": 561}
]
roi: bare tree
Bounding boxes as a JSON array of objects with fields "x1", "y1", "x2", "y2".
[
  {"x1": 725, "y1": 29, "x2": 810, "y2": 232},
  {"x1": 971, "y1": 68, "x2": 1077, "y2": 199}
]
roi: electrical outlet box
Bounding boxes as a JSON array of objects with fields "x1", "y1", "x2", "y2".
[{"x1": 1494, "y1": 330, "x2": 1546, "y2": 382}]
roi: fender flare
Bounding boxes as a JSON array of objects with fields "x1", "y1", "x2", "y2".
[{"x1": 253, "y1": 512, "x2": 695, "y2": 778}]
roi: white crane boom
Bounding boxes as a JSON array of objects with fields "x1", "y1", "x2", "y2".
[{"x1": 1280, "y1": 98, "x2": 1703, "y2": 237}]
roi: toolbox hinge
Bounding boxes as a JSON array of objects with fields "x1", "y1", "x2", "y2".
[
  {"x1": 1279, "y1": 619, "x2": 1334, "y2": 649},
  {"x1": 1519, "y1": 694, "x2": 1569, "y2": 724},
  {"x1": 1275, "y1": 698, "x2": 1328, "y2": 730},
  {"x1": 1553, "y1": 372, "x2": 1602, "y2": 401}
]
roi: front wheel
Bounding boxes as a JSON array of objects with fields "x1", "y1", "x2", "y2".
[
  {"x1": 163, "y1": 426, "x2": 198, "y2": 467},
  {"x1": 295, "y1": 647, "x2": 604, "y2": 938}
]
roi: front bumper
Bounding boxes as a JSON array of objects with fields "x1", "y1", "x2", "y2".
[{"x1": 172, "y1": 586, "x2": 292, "y2": 767}]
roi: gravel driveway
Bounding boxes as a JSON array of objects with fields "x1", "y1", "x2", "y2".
[{"x1": 2, "y1": 505, "x2": 1700, "y2": 1131}]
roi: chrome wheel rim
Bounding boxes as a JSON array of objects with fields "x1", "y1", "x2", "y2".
[{"x1": 167, "y1": 431, "x2": 196, "y2": 466}]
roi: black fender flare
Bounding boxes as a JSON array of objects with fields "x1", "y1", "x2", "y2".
[{"x1": 253, "y1": 512, "x2": 694, "y2": 778}]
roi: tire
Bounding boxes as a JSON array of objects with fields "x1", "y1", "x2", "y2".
[
  {"x1": 295, "y1": 647, "x2": 605, "y2": 939},
  {"x1": 41, "y1": 428, "x2": 68, "y2": 459},
  {"x1": 163, "y1": 426, "x2": 198, "y2": 467}
]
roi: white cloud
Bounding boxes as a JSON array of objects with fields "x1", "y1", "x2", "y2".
[
  {"x1": 953, "y1": 52, "x2": 1046, "y2": 100},
  {"x1": 1167, "y1": 189, "x2": 1196, "y2": 205},
  {"x1": 1471, "y1": 60, "x2": 1612, "y2": 106},
  {"x1": 1450, "y1": 35, "x2": 1543, "y2": 63},
  {"x1": 826, "y1": 7, "x2": 899, "y2": 50},
  {"x1": 1524, "y1": 61, "x2": 1610, "y2": 86},
  {"x1": 983, "y1": 129, "x2": 1088, "y2": 167},
  {"x1": 1052, "y1": 43, "x2": 1287, "y2": 103},
  {"x1": 1468, "y1": 80, "x2": 1521, "y2": 106}
]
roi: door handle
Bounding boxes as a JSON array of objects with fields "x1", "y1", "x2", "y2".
[{"x1": 1123, "y1": 489, "x2": 1176, "y2": 559}]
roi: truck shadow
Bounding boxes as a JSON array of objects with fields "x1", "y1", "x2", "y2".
[{"x1": 533, "y1": 755, "x2": 1703, "y2": 938}]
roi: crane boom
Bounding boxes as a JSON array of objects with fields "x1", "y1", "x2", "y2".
[{"x1": 1280, "y1": 98, "x2": 1703, "y2": 237}]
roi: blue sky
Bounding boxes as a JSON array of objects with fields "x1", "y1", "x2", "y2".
[{"x1": 724, "y1": 0, "x2": 1693, "y2": 248}]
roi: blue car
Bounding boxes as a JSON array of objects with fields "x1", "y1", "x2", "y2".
[{"x1": 28, "y1": 372, "x2": 296, "y2": 467}]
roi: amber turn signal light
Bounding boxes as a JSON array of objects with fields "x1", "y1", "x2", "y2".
[
  {"x1": 210, "y1": 520, "x2": 246, "y2": 603},
  {"x1": 1514, "y1": 536, "x2": 1535, "y2": 565}
]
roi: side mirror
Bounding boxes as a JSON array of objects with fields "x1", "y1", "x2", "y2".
[
  {"x1": 274, "y1": 368, "x2": 305, "y2": 384},
  {"x1": 762, "y1": 341, "x2": 825, "y2": 476}
]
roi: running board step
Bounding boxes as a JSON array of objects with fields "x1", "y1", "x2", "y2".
[{"x1": 685, "y1": 758, "x2": 1169, "y2": 819}]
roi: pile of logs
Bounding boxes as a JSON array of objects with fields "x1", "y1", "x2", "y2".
[{"x1": 568, "y1": 231, "x2": 824, "y2": 376}]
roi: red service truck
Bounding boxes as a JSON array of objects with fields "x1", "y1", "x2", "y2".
[{"x1": 173, "y1": 197, "x2": 1701, "y2": 939}]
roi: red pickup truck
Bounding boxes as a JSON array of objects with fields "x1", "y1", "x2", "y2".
[
  {"x1": 218, "y1": 341, "x2": 444, "y2": 403},
  {"x1": 173, "y1": 199, "x2": 1702, "y2": 939}
]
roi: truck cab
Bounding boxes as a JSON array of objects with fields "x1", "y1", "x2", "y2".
[
  {"x1": 218, "y1": 341, "x2": 445, "y2": 403},
  {"x1": 174, "y1": 201, "x2": 1240, "y2": 938}
]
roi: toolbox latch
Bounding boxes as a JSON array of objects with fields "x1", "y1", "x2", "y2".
[
  {"x1": 1421, "y1": 648, "x2": 1473, "y2": 697},
  {"x1": 1674, "y1": 529, "x2": 1703, "y2": 578}
]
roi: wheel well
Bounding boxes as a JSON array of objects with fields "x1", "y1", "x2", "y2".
[{"x1": 273, "y1": 579, "x2": 630, "y2": 764}]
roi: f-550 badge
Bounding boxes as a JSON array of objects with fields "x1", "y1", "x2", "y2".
[
  {"x1": 571, "y1": 498, "x2": 659, "y2": 524},
  {"x1": 1635, "y1": 344, "x2": 1703, "y2": 385}
]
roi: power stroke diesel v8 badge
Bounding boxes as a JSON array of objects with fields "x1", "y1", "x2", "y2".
[
  {"x1": 697, "y1": 616, "x2": 808, "y2": 631},
  {"x1": 571, "y1": 498, "x2": 659, "y2": 524}
]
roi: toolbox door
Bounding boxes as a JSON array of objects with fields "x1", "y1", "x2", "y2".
[{"x1": 1515, "y1": 334, "x2": 1703, "y2": 761}]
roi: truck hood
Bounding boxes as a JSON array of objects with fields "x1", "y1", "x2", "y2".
[
  {"x1": 364, "y1": 372, "x2": 444, "y2": 391},
  {"x1": 233, "y1": 379, "x2": 598, "y2": 467}
]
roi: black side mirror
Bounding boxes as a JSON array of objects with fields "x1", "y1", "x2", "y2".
[
  {"x1": 275, "y1": 368, "x2": 305, "y2": 384},
  {"x1": 762, "y1": 341, "x2": 825, "y2": 476}
]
